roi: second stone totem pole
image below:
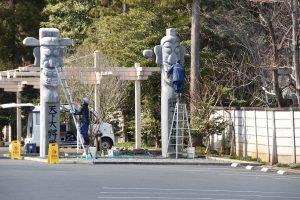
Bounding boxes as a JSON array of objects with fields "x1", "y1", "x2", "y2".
[{"x1": 144, "y1": 28, "x2": 186, "y2": 157}]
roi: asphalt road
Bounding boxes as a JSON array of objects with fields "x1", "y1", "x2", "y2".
[{"x1": 0, "y1": 159, "x2": 300, "y2": 200}]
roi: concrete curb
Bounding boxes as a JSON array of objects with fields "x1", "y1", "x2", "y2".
[
  {"x1": 261, "y1": 165, "x2": 300, "y2": 175},
  {"x1": 24, "y1": 156, "x2": 48, "y2": 163},
  {"x1": 3, "y1": 154, "x2": 298, "y2": 175},
  {"x1": 23, "y1": 156, "x2": 94, "y2": 164},
  {"x1": 92, "y1": 158, "x2": 232, "y2": 165},
  {"x1": 20, "y1": 156, "x2": 247, "y2": 166},
  {"x1": 1, "y1": 153, "x2": 265, "y2": 166},
  {"x1": 208, "y1": 156, "x2": 263, "y2": 166}
]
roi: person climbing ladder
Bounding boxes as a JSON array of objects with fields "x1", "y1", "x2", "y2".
[{"x1": 71, "y1": 96, "x2": 90, "y2": 145}]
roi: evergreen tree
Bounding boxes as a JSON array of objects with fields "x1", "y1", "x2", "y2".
[
  {"x1": 41, "y1": 0, "x2": 95, "y2": 48},
  {"x1": 0, "y1": 0, "x2": 45, "y2": 70},
  {"x1": 83, "y1": 0, "x2": 191, "y2": 144},
  {"x1": 0, "y1": 0, "x2": 44, "y2": 140}
]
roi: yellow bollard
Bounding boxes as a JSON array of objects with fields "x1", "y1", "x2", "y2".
[
  {"x1": 48, "y1": 143, "x2": 59, "y2": 164},
  {"x1": 10, "y1": 140, "x2": 21, "y2": 160}
]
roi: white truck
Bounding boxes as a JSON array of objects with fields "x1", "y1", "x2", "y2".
[{"x1": 1, "y1": 103, "x2": 114, "y2": 150}]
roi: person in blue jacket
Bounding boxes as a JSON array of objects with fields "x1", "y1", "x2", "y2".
[
  {"x1": 167, "y1": 59, "x2": 185, "y2": 97},
  {"x1": 71, "y1": 96, "x2": 90, "y2": 145}
]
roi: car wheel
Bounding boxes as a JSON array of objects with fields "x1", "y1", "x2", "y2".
[{"x1": 101, "y1": 138, "x2": 112, "y2": 150}]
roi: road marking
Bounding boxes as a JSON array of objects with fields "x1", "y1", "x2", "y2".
[
  {"x1": 98, "y1": 197, "x2": 246, "y2": 200},
  {"x1": 181, "y1": 169, "x2": 258, "y2": 174},
  {"x1": 99, "y1": 191, "x2": 300, "y2": 199},
  {"x1": 142, "y1": 166, "x2": 235, "y2": 171},
  {"x1": 245, "y1": 165, "x2": 254, "y2": 170},
  {"x1": 102, "y1": 187, "x2": 300, "y2": 195},
  {"x1": 277, "y1": 170, "x2": 287, "y2": 175},
  {"x1": 261, "y1": 167, "x2": 270, "y2": 172},
  {"x1": 231, "y1": 163, "x2": 240, "y2": 167},
  {"x1": 179, "y1": 169, "x2": 300, "y2": 180},
  {"x1": 219, "y1": 173, "x2": 300, "y2": 179},
  {"x1": 220, "y1": 173, "x2": 277, "y2": 177},
  {"x1": 182, "y1": 170, "x2": 272, "y2": 176}
]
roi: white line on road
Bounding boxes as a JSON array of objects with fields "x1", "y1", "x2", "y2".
[
  {"x1": 102, "y1": 187, "x2": 300, "y2": 195},
  {"x1": 99, "y1": 191, "x2": 300, "y2": 199},
  {"x1": 180, "y1": 169, "x2": 300, "y2": 180},
  {"x1": 182, "y1": 169, "x2": 260, "y2": 174},
  {"x1": 219, "y1": 173, "x2": 300, "y2": 179},
  {"x1": 97, "y1": 197, "x2": 246, "y2": 200}
]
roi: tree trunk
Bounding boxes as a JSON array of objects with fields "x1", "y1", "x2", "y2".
[
  {"x1": 156, "y1": 121, "x2": 160, "y2": 148},
  {"x1": 204, "y1": 133, "x2": 210, "y2": 154},
  {"x1": 220, "y1": 131, "x2": 225, "y2": 154},
  {"x1": 272, "y1": 69, "x2": 285, "y2": 107},
  {"x1": 228, "y1": 111, "x2": 236, "y2": 156},
  {"x1": 261, "y1": 11, "x2": 285, "y2": 107},
  {"x1": 12, "y1": 0, "x2": 16, "y2": 68},
  {"x1": 190, "y1": 0, "x2": 200, "y2": 115},
  {"x1": 0, "y1": 127, "x2": 2, "y2": 141},
  {"x1": 123, "y1": 3, "x2": 129, "y2": 13},
  {"x1": 292, "y1": 0, "x2": 300, "y2": 106}
]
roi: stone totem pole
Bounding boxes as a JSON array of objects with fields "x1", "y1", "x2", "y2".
[
  {"x1": 23, "y1": 28, "x2": 72, "y2": 157},
  {"x1": 143, "y1": 28, "x2": 185, "y2": 157}
]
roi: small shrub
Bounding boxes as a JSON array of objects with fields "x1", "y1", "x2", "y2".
[
  {"x1": 229, "y1": 155, "x2": 262, "y2": 162},
  {"x1": 114, "y1": 142, "x2": 135, "y2": 149},
  {"x1": 276, "y1": 163, "x2": 289, "y2": 168}
]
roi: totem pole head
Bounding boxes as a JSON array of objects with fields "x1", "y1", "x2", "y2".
[
  {"x1": 39, "y1": 29, "x2": 63, "y2": 88},
  {"x1": 23, "y1": 28, "x2": 72, "y2": 69},
  {"x1": 39, "y1": 29, "x2": 62, "y2": 67},
  {"x1": 23, "y1": 28, "x2": 72, "y2": 102},
  {"x1": 156, "y1": 28, "x2": 185, "y2": 67},
  {"x1": 143, "y1": 28, "x2": 185, "y2": 82}
]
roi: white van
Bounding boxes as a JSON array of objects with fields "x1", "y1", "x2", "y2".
[{"x1": 1, "y1": 103, "x2": 114, "y2": 150}]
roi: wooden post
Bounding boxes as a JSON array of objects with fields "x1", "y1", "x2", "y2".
[
  {"x1": 266, "y1": 110, "x2": 270, "y2": 163},
  {"x1": 16, "y1": 87, "x2": 21, "y2": 141},
  {"x1": 291, "y1": 110, "x2": 296, "y2": 163},
  {"x1": 254, "y1": 110, "x2": 258, "y2": 159},
  {"x1": 135, "y1": 63, "x2": 141, "y2": 149},
  {"x1": 94, "y1": 50, "x2": 100, "y2": 114},
  {"x1": 243, "y1": 110, "x2": 247, "y2": 157},
  {"x1": 271, "y1": 110, "x2": 277, "y2": 165}
]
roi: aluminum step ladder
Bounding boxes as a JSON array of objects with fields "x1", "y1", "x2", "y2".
[
  {"x1": 167, "y1": 101, "x2": 192, "y2": 159},
  {"x1": 55, "y1": 66, "x2": 87, "y2": 155}
]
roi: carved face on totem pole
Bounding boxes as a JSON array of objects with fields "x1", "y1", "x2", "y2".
[
  {"x1": 39, "y1": 31, "x2": 64, "y2": 102},
  {"x1": 153, "y1": 28, "x2": 185, "y2": 84},
  {"x1": 40, "y1": 46, "x2": 61, "y2": 87},
  {"x1": 24, "y1": 29, "x2": 70, "y2": 102}
]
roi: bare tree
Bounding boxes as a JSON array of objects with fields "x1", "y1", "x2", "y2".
[
  {"x1": 291, "y1": 0, "x2": 300, "y2": 105},
  {"x1": 249, "y1": 0, "x2": 300, "y2": 106},
  {"x1": 63, "y1": 49, "x2": 129, "y2": 140}
]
